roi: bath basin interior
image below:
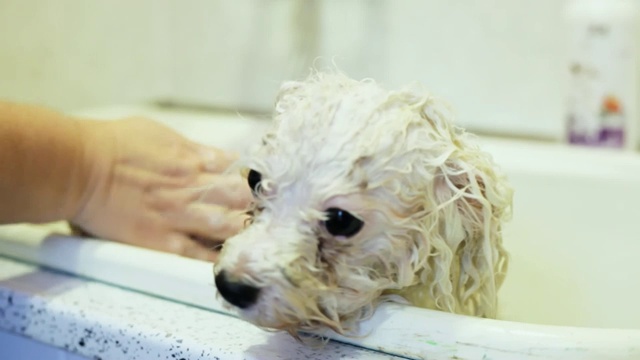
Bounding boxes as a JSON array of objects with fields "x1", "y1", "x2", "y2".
[{"x1": 483, "y1": 139, "x2": 640, "y2": 329}]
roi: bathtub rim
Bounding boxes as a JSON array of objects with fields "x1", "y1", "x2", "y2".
[{"x1": 0, "y1": 223, "x2": 638, "y2": 360}]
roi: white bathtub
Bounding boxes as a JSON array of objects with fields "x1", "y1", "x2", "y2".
[{"x1": 0, "y1": 104, "x2": 639, "y2": 360}]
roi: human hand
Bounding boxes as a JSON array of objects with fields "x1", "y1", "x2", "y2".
[{"x1": 71, "y1": 117, "x2": 251, "y2": 261}]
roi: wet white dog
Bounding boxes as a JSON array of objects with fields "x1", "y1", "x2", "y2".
[{"x1": 214, "y1": 71, "x2": 513, "y2": 337}]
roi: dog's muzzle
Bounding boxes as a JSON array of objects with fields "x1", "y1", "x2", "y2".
[{"x1": 214, "y1": 270, "x2": 261, "y2": 309}]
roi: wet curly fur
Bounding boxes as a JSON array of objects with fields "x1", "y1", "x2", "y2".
[{"x1": 214, "y1": 71, "x2": 513, "y2": 337}]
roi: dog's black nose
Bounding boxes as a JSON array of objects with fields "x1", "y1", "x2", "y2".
[{"x1": 214, "y1": 270, "x2": 260, "y2": 309}]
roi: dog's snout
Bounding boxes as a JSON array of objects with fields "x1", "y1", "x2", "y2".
[{"x1": 214, "y1": 270, "x2": 260, "y2": 309}]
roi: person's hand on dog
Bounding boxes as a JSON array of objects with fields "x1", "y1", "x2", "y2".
[
  {"x1": 72, "y1": 117, "x2": 251, "y2": 260},
  {"x1": 0, "y1": 101, "x2": 250, "y2": 261}
]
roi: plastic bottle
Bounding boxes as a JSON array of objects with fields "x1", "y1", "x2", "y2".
[{"x1": 565, "y1": 0, "x2": 639, "y2": 150}]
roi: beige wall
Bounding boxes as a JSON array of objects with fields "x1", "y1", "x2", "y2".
[
  {"x1": 0, "y1": 0, "x2": 571, "y2": 139},
  {"x1": 0, "y1": 0, "x2": 171, "y2": 111}
]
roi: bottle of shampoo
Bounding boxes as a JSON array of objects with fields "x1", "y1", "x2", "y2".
[{"x1": 565, "y1": 0, "x2": 639, "y2": 150}]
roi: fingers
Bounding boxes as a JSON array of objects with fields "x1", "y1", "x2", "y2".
[
  {"x1": 111, "y1": 216, "x2": 221, "y2": 262},
  {"x1": 160, "y1": 145, "x2": 235, "y2": 179},
  {"x1": 197, "y1": 146, "x2": 240, "y2": 173},
  {"x1": 157, "y1": 233, "x2": 219, "y2": 262},
  {"x1": 143, "y1": 174, "x2": 250, "y2": 242},
  {"x1": 158, "y1": 156, "x2": 203, "y2": 178},
  {"x1": 188, "y1": 173, "x2": 252, "y2": 210},
  {"x1": 149, "y1": 184, "x2": 248, "y2": 262},
  {"x1": 170, "y1": 202, "x2": 247, "y2": 241}
]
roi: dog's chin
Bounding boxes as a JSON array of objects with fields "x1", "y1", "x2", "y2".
[{"x1": 234, "y1": 299, "x2": 355, "y2": 337}]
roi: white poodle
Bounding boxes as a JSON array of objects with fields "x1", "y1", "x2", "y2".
[{"x1": 214, "y1": 71, "x2": 513, "y2": 337}]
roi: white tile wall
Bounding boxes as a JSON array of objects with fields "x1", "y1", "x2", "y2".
[
  {"x1": 317, "y1": 0, "x2": 569, "y2": 139},
  {"x1": 0, "y1": 0, "x2": 578, "y2": 139},
  {"x1": 168, "y1": 0, "x2": 312, "y2": 112}
]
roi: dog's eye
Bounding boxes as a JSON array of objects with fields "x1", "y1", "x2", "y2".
[
  {"x1": 247, "y1": 169, "x2": 262, "y2": 193},
  {"x1": 324, "y1": 208, "x2": 363, "y2": 237}
]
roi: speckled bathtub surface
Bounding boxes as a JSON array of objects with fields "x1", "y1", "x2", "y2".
[{"x1": 0, "y1": 257, "x2": 401, "y2": 360}]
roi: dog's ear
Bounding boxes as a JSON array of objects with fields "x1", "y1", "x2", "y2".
[
  {"x1": 390, "y1": 139, "x2": 511, "y2": 319},
  {"x1": 430, "y1": 154, "x2": 511, "y2": 318},
  {"x1": 400, "y1": 95, "x2": 512, "y2": 318}
]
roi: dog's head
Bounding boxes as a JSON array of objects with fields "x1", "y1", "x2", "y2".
[{"x1": 214, "y1": 72, "x2": 512, "y2": 336}]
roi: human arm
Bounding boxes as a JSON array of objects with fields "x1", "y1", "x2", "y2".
[{"x1": 0, "y1": 101, "x2": 92, "y2": 223}]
